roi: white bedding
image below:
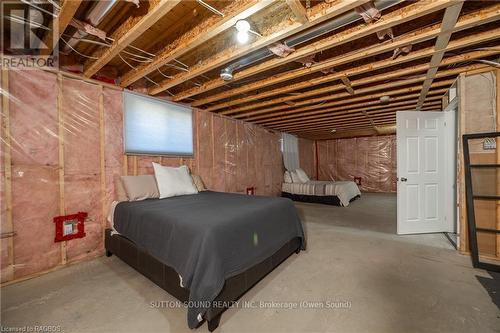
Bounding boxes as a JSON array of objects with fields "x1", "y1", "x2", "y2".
[{"x1": 282, "y1": 180, "x2": 361, "y2": 206}]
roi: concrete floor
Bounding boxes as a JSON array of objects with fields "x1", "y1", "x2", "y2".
[{"x1": 1, "y1": 193, "x2": 499, "y2": 332}]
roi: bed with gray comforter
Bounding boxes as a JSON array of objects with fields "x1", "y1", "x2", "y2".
[{"x1": 113, "y1": 191, "x2": 305, "y2": 328}]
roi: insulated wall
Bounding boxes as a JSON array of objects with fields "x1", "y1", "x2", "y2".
[
  {"x1": 314, "y1": 136, "x2": 396, "y2": 192},
  {"x1": 0, "y1": 69, "x2": 283, "y2": 284}
]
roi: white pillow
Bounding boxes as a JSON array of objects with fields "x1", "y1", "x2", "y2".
[
  {"x1": 290, "y1": 170, "x2": 303, "y2": 183},
  {"x1": 295, "y1": 168, "x2": 310, "y2": 183},
  {"x1": 152, "y1": 163, "x2": 198, "y2": 199},
  {"x1": 284, "y1": 171, "x2": 292, "y2": 183}
]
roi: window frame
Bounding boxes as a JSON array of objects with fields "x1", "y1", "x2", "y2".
[{"x1": 122, "y1": 90, "x2": 195, "y2": 157}]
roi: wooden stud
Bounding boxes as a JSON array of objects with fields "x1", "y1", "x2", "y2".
[
  {"x1": 84, "y1": 0, "x2": 183, "y2": 77},
  {"x1": 458, "y1": 73, "x2": 467, "y2": 254},
  {"x1": 41, "y1": 0, "x2": 83, "y2": 55},
  {"x1": 285, "y1": 0, "x2": 308, "y2": 24},
  {"x1": 120, "y1": 0, "x2": 278, "y2": 87},
  {"x1": 57, "y1": 73, "x2": 67, "y2": 265},
  {"x1": 1, "y1": 69, "x2": 14, "y2": 281},
  {"x1": 496, "y1": 69, "x2": 500, "y2": 258},
  {"x1": 99, "y1": 87, "x2": 106, "y2": 244},
  {"x1": 133, "y1": 156, "x2": 138, "y2": 176}
]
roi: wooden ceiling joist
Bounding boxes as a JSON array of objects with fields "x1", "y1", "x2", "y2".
[
  {"x1": 148, "y1": 0, "x2": 370, "y2": 95},
  {"x1": 83, "y1": 0, "x2": 183, "y2": 78},
  {"x1": 119, "y1": 0, "x2": 278, "y2": 87},
  {"x1": 171, "y1": 0, "x2": 455, "y2": 101},
  {"x1": 262, "y1": 94, "x2": 446, "y2": 129},
  {"x1": 279, "y1": 101, "x2": 440, "y2": 132},
  {"x1": 206, "y1": 5, "x2": 500, "y2": 113},
  {"x1": 219, "y1": 48, "x2": 500, "y2": 116},
  {"x1": 247, "y1": 79, "x2": 454, "y2": 123},
  {"x1": 232, "y1": 62, "x2": 486, "y2": 120},
  {"x1": 256, "y1": 85, "x2": 450, "y2": 125},
  {"x1": 41, "y1": 0, "x2": 83, "y2": 56},
  {"x1": 268, "y1": 95, "x2": 445, "y2": 130},
  {"x1": 285, "y1": 0, "x2": 308, "y2": 24},
  {"x1": 416, "y1": 2, "x2": 464, "y2": 109}
]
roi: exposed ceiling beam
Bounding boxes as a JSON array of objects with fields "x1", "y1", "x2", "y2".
[
  {"x1": 83, "y1": 0, "x2": 182, "y2": 77},
  {"x1": 276, "y1": 101, "x2": 443, "y2": 131},
  {"x1": 285, "y1": 0, "x2": 308, "y2": 23},
  {"x1": 170, "y1": 0, "x2": 455, "y2": 101},
  {"x1": 219, "y1": 47, "x2": 500, "y2": 116},
  {"x1": 231, "y1": 58, "x2": 491, "y2": 120},
  {"x1": 248, "y1": 79, "x2": 454, "y2": 123},
  {"x1": 282, "y1": 103, "x2": 441, "y2": 133},
  {"x1": 148, "y1": 0, "x2": 369, "y2": 94},
  {"x1": 270, "y1": 95, "x2": 444, "y2": 129},
  {"x1": 205, "y1": 4, "x2": 500, "y2": 111},
  {"x1": 256, "y1": 84, "x2": 451, "y2": 125},
  {"x1": 41, "y1": 0, "x2": 83, "y2": 56},
  {"x1": 416, "y1": 1, "x2": 464, "y2": 109},
  {"x1": 119, "y1": 0, "x2": 278, "y2": 87}
]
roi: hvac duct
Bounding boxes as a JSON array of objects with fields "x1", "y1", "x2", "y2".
[
  {"x1": 220, "y1": 0, "x2": 403, "y2": 80},
  {"x1": 62, "y1": 0, "x2": 118, "y2": 54}
]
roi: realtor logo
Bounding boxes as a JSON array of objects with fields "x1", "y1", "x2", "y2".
[{"x1": 1, "y1": 0, "x2": 58, "y2": 69}]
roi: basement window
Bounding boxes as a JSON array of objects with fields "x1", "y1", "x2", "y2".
[{"x1": 123, "y1": 91, "x2": 193, "y2": 156}]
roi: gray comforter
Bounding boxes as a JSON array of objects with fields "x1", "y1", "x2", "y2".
[{"x1": 113, "y1": 191, "x2": 305, "y2": 328}]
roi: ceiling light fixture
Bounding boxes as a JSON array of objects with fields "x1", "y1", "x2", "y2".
[
  {"x1": 235, "y1": 19, "x2": 251, "y2": 44},
  {"x1": 236, "y1": 31, "x2": 249, "y2": 44},
  {"x1": 330, "y1": 129, "x2": 337, "y2": 133},
  {"x1": 235, "y1": 20, "x2": 250, "y2": 32}
]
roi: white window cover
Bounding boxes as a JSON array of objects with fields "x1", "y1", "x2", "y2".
[{"x1": 124, "y1": 91, "x2": 193, "y2": 156}]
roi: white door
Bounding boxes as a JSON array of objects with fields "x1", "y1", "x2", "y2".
[{"x1": 396, "y1": 111, "x2": 450, "y2": 234}]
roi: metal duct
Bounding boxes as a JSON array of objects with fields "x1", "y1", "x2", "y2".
[
  {"x1": 220, "y1": 0, "x2": 403, "y2": 79},
  {"x1": 62, "y1": 0, "x2": 118, "y2": 53}
]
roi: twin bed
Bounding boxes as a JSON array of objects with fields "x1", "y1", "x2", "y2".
[
  {"x1": 282, "y1": 169, "x2": 361, "y2": 206},
  {"x1": 106, "y1": 190, "x2": 305, "y2": 331}
]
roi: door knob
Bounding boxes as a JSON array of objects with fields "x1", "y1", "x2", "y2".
[{"x1": 401, "y1": 177, "x2": 407, "y2": 182}]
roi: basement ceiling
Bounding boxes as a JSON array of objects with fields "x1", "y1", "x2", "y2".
[{"x1": 22, "y1": 0, "x2": 500, "y2": 139}]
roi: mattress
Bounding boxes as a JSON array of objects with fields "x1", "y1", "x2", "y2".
[
  {"x1": 112, "y1": 191, "x2": 305, "y2": 328},
  {"x1": 282, "y1": 180, "x2": 361, "y2": 206}
]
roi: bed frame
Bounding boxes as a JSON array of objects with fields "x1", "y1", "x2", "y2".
[
  {"x1": 282, "y1": 192, "x2": 360, "y2": 206},
  {"x1": 104, "y1": 229, "x2": 301, "y2": 331}
]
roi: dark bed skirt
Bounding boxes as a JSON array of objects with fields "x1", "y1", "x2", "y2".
[
  {"x1": 281, "y1": 192, "x2": 360, "y2": 206},
  {"x1": 104, "y1": 229, "x2": 301, "y2": 331}
]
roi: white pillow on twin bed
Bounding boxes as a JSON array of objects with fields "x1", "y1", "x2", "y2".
[
  {"x1": 295, "y1": 168, "x2": 310, "y2": 183},
  {"x1": 284, "y1": 171, "x2": 292, "y2": 183},
  {"x1": 152, "y1": 163, "x2": 198, "y2": 199},
  {"x1": 290, "y1": 170, "x2": 303, "y2": 183}
]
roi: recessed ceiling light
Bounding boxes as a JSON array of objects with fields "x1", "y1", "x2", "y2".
[{"x1": 331, "y1": 129, "x2": 337, "y2": 133}]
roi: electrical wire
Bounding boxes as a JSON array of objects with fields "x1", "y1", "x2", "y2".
[
  {"x1": 60, "y1": 37, "x2": 99, "y2": 59},
  {"x1": 20, "y1": 0, "x2": 57, "y2": 17},
  {"x1": 119, "y1": 52, "x2": 159, "y2": 86}
]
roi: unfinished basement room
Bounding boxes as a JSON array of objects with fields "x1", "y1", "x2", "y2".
[{"x1": 1, "y1": 0, "x2": 499, "y2": 332}]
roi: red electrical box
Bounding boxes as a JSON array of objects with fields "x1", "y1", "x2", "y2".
[
  {"x1": 53, "y1": 212, "x2": 87, "y2": 242},
  {"x1": 246, "y1": 187, "x2": 255, "y2": 195}
]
